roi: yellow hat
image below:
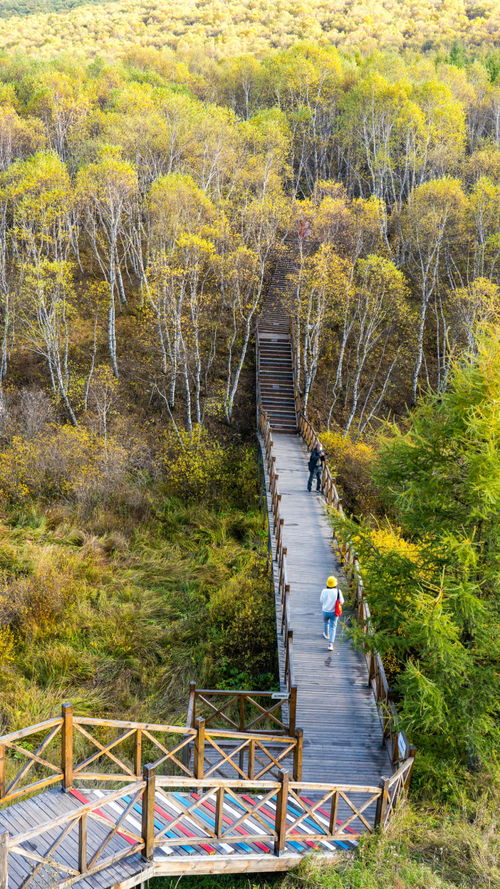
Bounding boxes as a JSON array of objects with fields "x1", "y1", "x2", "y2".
[{"x1": 326, "y1": 576, "x2": 337, "y2": 588}]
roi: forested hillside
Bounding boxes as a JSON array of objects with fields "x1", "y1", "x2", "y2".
[
  {"x1": 0, "y1": 31, "x2": 497, "y2": 889},
  {"x1": 0, "y1": 0, "x2": 498, "y2": 57},
  {"x1": 0, "y1": 47, "x2": 496, "y2": 435}
]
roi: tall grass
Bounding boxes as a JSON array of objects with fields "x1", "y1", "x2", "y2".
[{"x1": 0, "y1": 443, "x2": 277, "y2": 732}]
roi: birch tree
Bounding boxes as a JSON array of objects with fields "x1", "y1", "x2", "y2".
[
  {"x1": 144, "y1": 173, "x2": 219, "y2": 412},
  {"x1": 296, "y1": 245, "x2": 352, "y2": 415},
  {"x1": 20, "y1": 260, "x2": 78, "y2": 425},
  {"x1": 76, "y1": 148, "x2": 138, "y2": 377},
  {"x1": 342, "y1": 256, "x2": 412, "y2": 434},
  {"x1": 403, "y1": 177, "x2": 468, "y2": 403}
]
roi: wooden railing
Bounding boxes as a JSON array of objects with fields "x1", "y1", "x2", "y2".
[
  {"x1": 0, "y1": 765, "x2": 415, "y2": 888},
  {"x1": 0, "y1": 707, "x2": 303, "y2": 807},
  {"x1": 152, "y1": 774, "x2": 384, "y2": 851},
  {"x1": 186, "y1": 684, "x2": 297, "y2": 736},
  {"x1": 258, "y1": 407, "x2": 296, "y2": 702},
  {"x1": 291, "y1": 375, "x2": 415, "y2": 770}
]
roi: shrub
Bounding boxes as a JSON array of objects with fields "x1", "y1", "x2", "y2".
[
  {"x1": 0, "y1": 548, "x2": 79, "y2": 634},
  {"x1": 163, "y1": 425, "x2": 259, "y2": 509},
  {"x1": 0, "y1": 626, "x2": 14, "y2": 665},
  {"x1": 320, "y1": 430, "x2": 379, "y2": 515},
  {"x1": 0, "y1": 425, "x2": 133, "y2": 512}
]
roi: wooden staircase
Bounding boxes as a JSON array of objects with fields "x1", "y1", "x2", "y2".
[{"x1": 257, "y1": 256, "x2": 297, "y2": 433}]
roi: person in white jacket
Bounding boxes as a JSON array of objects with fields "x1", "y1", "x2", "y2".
[{"x1": 320, "y1": 575, "x2": 344, "y2": 650}]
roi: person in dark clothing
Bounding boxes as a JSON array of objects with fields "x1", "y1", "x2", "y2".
[{"x1": 307, "y1": 443, "x2": 325, "y2": 492}]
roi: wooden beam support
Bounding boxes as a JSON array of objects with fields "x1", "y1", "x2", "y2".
[
  {"x1": 214, "y1": 786, "x2": 224, "y2": 838},
  {"x1": 375, "y1": 776, "x2": 390, "y2": 829},
  {"x1": 194, "y1": 718, "x2": 205, "y2": 779},
  {"x1": 78, "y1": 813, "x2": 87, "y2": 873},
  {"x1": 293, "y1": 729, "x2": 303, "y2": 781},
  {"x1": 134, "y1": 729, "x2": 142, "y2": 777},
  {"x1": 141, "y1": 764, "x2": 156, "y2": 860},
  {"x1": 61, "y1": 702, "x2": 73, "y2": 790},
  {"x1": 274, "y1": 771, "x2": 289, "y2": 856},
  {"x1": 329, "y1": 791, "x2": 338, "y2": 835}
]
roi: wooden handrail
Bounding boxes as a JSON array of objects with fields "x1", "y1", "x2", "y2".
[
  {"x1": 187, "y1": 686, "x2": 294, "y2": 735},
  {"x1": 0, "y1": 705, "x2": 303, "y2": 805},
  {"x1": 2, "y1": 781, "x2": 147, "y2": 889},
  {"x1": 257, "y1": 405, "x2": 296, "y2": 711},
  {"x1": 287, "y1": 317, "x2": 413, "y2": 771}
]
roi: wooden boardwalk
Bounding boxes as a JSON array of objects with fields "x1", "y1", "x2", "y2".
[{"x1": 269, "y1": 434, "x2": 391, "y2": 786}]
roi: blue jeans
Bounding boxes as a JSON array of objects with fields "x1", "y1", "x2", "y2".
[
  {"x1": 323, "y1": 611, "x2": 338, "y2": 644},
  {"x1": 308, "y1": 467, "x2": 322, "y2": 491}
]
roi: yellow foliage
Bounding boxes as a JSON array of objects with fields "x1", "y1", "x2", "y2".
[
  {"x1": 321, "y1": 430, "x2": 376, "y2": 470},
  {"x1": 320, "y1": 430, "x2": 377, "y2": 515},
  {"x1": 369, "y1": 526, "x2": 422, "y2": 563},
  {"x1": 0, "y1": 425, "x2": 129, "y2": 506},
  {"x1": 0, "y1": 625, "x2": 14, "y2": 665},
  {"x1": 0, "y1": 0, "x2": 496, "y2": 59},
  {"x1": 163, "y1": 425, "x2": 227, "y2": 501}
]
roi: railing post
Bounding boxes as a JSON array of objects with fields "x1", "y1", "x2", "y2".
[
  {"x1": 276, "y1": 518, "x2": 284, "y2": 559},
  {"x1": 248, "y1": 738, "x2": 255, "y2": 780},
  {"x1": 0, "y1": 833, "x2": 7, "y2": 889},
  {"x1": 78, "y1": 812, "x2": 87, "y2": 873},
  {"x1": 188, "y1": 681, "x2": 196, "y2": 727},
  {"x1": 0, "y1": 745, "x2": 5, "y2": 799},
  {"x1": 368, "y1": 651, "x2": 376, "y2": 686},
  {"x1": 61, "y1": 702, "x2": 73, "y2": 790},
  {"x1": 282, "y1": 581, "x2": 290, "y2": 608},
  {"x1": 329, "y1": 790, "x2": 339, "y2": 835},
  {"x1": 375, "y1": 776, "x2": 390, "y2": 830},
  {"x1": 239, "y1": 697, "x2": 246, "y2": 774},
  {"x1": 392, "y1": 731, "x2": 401, "y2": 765},
  {"x1": 0, "y1": 833, "x2": 8, "y2": 889},
  {"x1": 288, "y1": 686, "x2": 297, "y2": 735},
  {"x1": 293, "y1": 728, "x2": 303, "y2": 781},
  {"x1": 215, "y1": 786, "x2": 224, "y2": 837},
  {"x1": 141, "y1": 764, "x2": 156, "y2": 860},
  {"x1": 135, "y1": 729, "x2": 142, "y2": 777},
  {"x1": 194, "y1": 717, "x2": 205, "y2": 779},
  {"x1": 274, "y1": 771, "x2": 289, "y2": 856},
  {"x1": 285, "y1": 630, "x2": 293, "y2": 686},
  {"x1": 269, "y1": 457, "x2": 276, "y2": 490},
  {"x1": 404, "y1": 748, "x2": 417, "y2": 791}
]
